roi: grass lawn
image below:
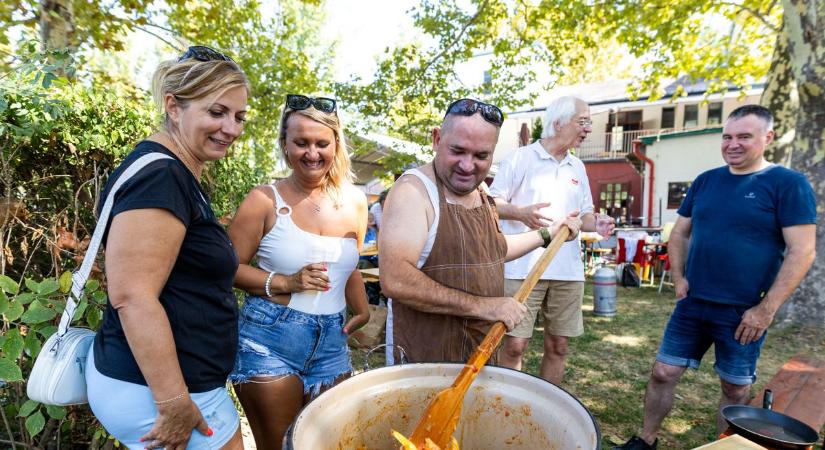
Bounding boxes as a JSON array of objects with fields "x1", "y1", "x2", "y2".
[{"x1": 524, "y1": 280, "x2": 825, "y2": 449}]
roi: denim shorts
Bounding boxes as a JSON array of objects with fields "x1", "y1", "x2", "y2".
[
  {"x1": 656, "y1": 295, "x2": 766, "y2": 385},
  {"x1": 229, "y1": 296, "x2": 352, "y2": 395},
  {"x1": 86, "y1": 348, "x2": 239, "y2": 450}
]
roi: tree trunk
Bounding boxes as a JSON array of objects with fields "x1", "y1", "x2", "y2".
[
  {"x1": 761, "y1": 15, "x2": 795, "y2": 167},
  {"x1": 774, "y1": 0, "x2": 825, "y2": 327},
  {"x1": 39, "y1": 0, "x2": 76, "y2": 52}
]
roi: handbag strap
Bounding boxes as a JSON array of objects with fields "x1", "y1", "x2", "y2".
[{"x1": 58, "y1": 152, "x2": 174, "y2": 336}]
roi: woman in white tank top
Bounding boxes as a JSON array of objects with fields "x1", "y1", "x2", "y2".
[{"x1": 227, "y1": 95, "x2": 370, "y2": 448}]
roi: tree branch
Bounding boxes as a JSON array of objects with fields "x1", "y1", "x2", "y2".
[
  {"x1": 141, "y1": 22, "x2": 190, "y2": 48},
  {"x1": 419, "y1": 0, "x2": 489, "y2": 76},
  {"x1": 37, "y1": 418, "x2": 58, "y2": 449},
  {"x1": 717, "y1": 0, "x2": 779, "y2": 32},
  {"x1": 0, "y1": 440, "x2": 29, "y2": 449},
  {"x1": 763, "y1": 0, "x2": 780, "y2": 16},
  {"x1": 131, "y1": 24, "x2": 183, "y2": 51},
  {"x1": 106, "y1": 16, "x2": 184, "y2": 51},
  {"x1": 0, "y1": 404, "x2": 19, "y2": 450}
]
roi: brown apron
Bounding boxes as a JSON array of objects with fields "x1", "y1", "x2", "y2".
[{"x1": 392, "y1": 171, "x2": 508, "y2": 363}]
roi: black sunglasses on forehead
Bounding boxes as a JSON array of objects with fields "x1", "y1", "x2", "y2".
[
  {"x1": 178, "y1": 45, "x2": 234, "y2": 63},
  {"x1": 444, "y1": 98, "x2": 504, "y2": 127},
  {"x1": 285, "y1": 94, "x2": 337, "y2": 114}
]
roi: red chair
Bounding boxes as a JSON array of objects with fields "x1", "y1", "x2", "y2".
[
  {"x1": 617, "y1": 238, "x2": 655, "y2": 285},
  {"x1": 658, "y1": 254, "x2": 671, "y2": 293}
]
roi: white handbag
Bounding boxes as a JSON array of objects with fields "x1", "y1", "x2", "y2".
[{"x1": 27, "y1": 153, "x2": 172, "y2": 405}]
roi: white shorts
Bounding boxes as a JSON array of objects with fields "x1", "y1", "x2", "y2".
[{"x1": 86, "y1": 347, "x2": 239, "y2": 449}]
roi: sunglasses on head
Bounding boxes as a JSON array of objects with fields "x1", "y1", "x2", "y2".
[
  {"x1": 444, "y1": 98, "x2": 504, "y2": 127},
  {"x1": 286, "y1": 94, "x2": 337, "y2": 114},
  {"x1": 178, "y1": 45, "x2": 234, "y2": 63}
]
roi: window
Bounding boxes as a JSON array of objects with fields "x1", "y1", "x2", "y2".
[
  {"x1": 707, "y1": 102, "x2": 723, "y2": 125},
  {"x1": 599, "y1": 182, "x2": 630, "y2": 214},
  {"x1": 667, "y1": 182, "x2": 692, "y2": 209},
  {"x1": 661, "y1": 107, "x2": 675, "y2": 129},
  {"x1": 483, "y1": 70, "x2": 492, "y2": 95},
  {"x1": 608, "y1": 110, "x2": 643, "y2": 128},
  {"x1": 683, "y1": 104, "x2": 698, "y2": 128}
]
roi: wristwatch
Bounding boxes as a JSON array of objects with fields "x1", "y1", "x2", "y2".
[{"x1": 538, "y1": 227, "x2": 552, "y2": 248}]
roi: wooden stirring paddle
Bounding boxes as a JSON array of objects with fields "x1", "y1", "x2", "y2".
[{"x1": 406, "y1": 227, "x2": 572, "y2": 449}]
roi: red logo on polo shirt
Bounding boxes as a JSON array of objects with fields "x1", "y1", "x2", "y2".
[{"x1": 571, "y1": 178, "x2": 579, "y2": 185}]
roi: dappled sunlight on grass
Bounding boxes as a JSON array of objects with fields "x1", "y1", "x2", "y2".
[
  {"x1": 627, "y1": 299, "x2": 654, "y2": 306},
  {"x1": 665, "y1": 418, "x2": 695, "y2": 435},
  {"x1": 595, "y1": 377, "x2": 638, "y2": 393},
  {"x1": 603, "y1": 334, "x2": 646, "y2": 347},
  {"x1": 589, "y1": 316, "x2": 614, "y2": 324}
]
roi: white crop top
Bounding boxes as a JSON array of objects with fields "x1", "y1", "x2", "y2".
[{"x1": 256, "y1": 184, "x2": 359, "y2": 315}]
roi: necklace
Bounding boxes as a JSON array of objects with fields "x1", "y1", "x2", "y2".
[
  {"x1": 306, "y1": 196, "x2": 322, "y2": 213},
  {"x1": 288, "y1": 178, "x2": 325, "y2": 213},
  {"x1": 162, "y1": 133, "x2": 201, "y2": 177},
  {"x1": 175, "y1": 149, "x2": 200, "y2": 176}
]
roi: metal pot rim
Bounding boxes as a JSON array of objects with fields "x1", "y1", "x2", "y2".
[{"x1": 287, "y1": 362, "x2": 602, "y2": 449}]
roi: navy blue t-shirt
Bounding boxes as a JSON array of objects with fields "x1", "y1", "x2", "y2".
[
  {"x1": 677, "y1": 165, "x2": 816, "y2": 307},
  {"x1": 93, "y1": 141, "x2": 239, "y2": 392}
]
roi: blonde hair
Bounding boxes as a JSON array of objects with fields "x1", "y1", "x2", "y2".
[
  {"x1": 151, "y1": 57, "x2": 250, "y2": 130},
  {"x1": 279, "y1": 105, "x2": 354, "y2": 205}
]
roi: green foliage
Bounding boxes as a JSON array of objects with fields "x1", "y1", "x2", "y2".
[
  {"x1": 2, "y1": 0, "x2": 167, "y2": 51},
  {"x1": 600, "y1": 0, "x2": 778, "y2": 101},
  {"x1": 4, "y1": 0, "x2": 336, "y2": 185},
  {"x1": 336, "y1": 0, "x2": 779, "y2": 169},
  {"x1": 531, "y1": 117, "x2": 543, "y2": 142},
  {"x1": 1, "y1": 44, "x2": 156, "y2": 279},
  {"x1": 1, "y1": 271, "x2": 107, "y2": 444},
  {"x1": 207, "y1": 147, "x2": 269, "y2": 219}
]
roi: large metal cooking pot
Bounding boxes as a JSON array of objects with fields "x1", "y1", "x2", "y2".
[{"x1": 286, "y1": 363, "x2": 601, "y2": 449}]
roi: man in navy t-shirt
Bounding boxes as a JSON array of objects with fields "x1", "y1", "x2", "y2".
[{"x1": 614, "y1": 105, "x2": 816, "y2": 450}]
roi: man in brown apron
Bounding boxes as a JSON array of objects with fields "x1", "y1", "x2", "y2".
[{"x1": 379, "y1": 99, "x2": 582, "y2": 363}]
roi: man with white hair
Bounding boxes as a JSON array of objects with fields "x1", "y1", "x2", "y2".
[{"x1": 490, "y1": 96, "x2": 614, "y2": 384}]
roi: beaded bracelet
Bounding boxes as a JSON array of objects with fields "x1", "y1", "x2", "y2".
[
  {"x1": 264, "y1": 271, "x2": 276, "y2": 297},
  {"x1": 154, "y1": 391, "x2": 187, "y2": 405}
]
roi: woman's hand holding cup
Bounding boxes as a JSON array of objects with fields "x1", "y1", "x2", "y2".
[{"x1": 288, "y1": 262, "x2": 330, "y2": 293}]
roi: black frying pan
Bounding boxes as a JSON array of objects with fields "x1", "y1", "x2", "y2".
[{"x1": 721, "y1": 390, "x2": 820, "y2": 449}]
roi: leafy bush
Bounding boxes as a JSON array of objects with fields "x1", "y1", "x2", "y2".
[
  {"x1": 0, "y1": 272, "x2": 111, "y2": 447},
  {"x1": 1, "y1": 44, "x2": 156, "y2": 282}
]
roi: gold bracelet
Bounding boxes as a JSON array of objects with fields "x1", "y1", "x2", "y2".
[{"x1": 154, "y1": 391, "x2": 188, "y2": 405}]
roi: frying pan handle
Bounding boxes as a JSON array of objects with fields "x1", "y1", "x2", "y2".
[{"x1": 762, "y1": 389, "x2": 773, "y2": 410}]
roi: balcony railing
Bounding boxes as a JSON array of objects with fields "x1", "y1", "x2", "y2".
[{"x1": 575, "y1": 128, "x2": 677, "y2": 161}]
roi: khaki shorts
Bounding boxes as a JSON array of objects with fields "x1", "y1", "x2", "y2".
[{"x1": 505, "y1": 279, "x2": 584, "y2": 339}]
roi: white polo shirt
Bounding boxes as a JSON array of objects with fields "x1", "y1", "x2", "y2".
[{"x1": 489, "y1": 141, "x2": 594, "y2": 281}]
